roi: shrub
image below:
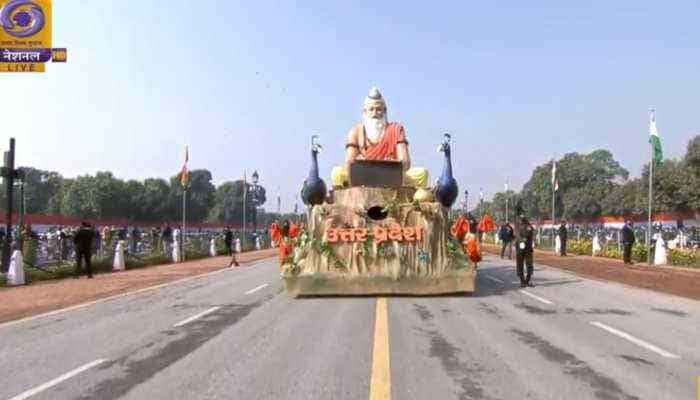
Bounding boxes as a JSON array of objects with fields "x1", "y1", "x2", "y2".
[
  {"x1": 668, "y1": 249, "x2": 700, "y2": 268},
  {"x1": 568, "y1": 240, "x2": 592, "y2": 256},
  {"x1": 185, "y1": 249, "x2": 209, "y2": 260},
  {"x1": 632, "y1": 244, "x2": 652, "y2": 263},
  {"x1": 600, "y1": 246, "x2": 623, "y2": 260}
]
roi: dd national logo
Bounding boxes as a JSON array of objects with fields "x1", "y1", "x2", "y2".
[{"x1": 0, "y1": 0, "x2": 66, "y2": 73}]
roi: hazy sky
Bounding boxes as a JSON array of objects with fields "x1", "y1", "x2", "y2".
[{"x1": 2, "y1": 0, "x2": 699, "y2": 212}]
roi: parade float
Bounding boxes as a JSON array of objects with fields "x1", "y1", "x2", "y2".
[{"x1": 278, "y1": 88, "x2": 477, "y2": 296}]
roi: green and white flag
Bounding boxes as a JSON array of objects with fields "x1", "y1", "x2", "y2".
[{"x1": 649, "y1": 110, "x2": 663, "y2": 163}]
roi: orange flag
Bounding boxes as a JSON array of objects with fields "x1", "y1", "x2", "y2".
[{"x1": 180, "y1": 146, "x2": 189, "y2": 187}]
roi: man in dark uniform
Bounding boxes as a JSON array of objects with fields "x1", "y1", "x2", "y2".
[
  {"x1": 621, "y1": 220, "x2": 635, "y2": 264},
  {"x1": 499, "y1": 222, "x2": 514, "y2": 259},
  {"x1": 558, "y1": 219, "x2": 568, "y2": 256},
  {"x1": 162, "y1": 224, "x2": 173, "y2": 255},
  {"x1": 74, "y1": 222, "x2": 95, "y2": 279},
  {"x1": 0, "y1": 227, "x2": 5, "y2": 264},
  {"x1": 224, "y1": 227, "x2": 233, "y2": 256},
  {"x1": 515, "y1": 216, "x2": 535, "y2": 287},
  {"x1": 130, "y1": 227, "x2": 140, "y2": 254}
]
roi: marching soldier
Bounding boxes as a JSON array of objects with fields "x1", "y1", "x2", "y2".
[{"x1": 515, "y1": 215, "x2": 535, "y2": 287}]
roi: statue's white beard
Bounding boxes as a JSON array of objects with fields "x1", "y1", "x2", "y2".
[{"x1": 363, "y1": 116, "x2": 386, "y2": 143}]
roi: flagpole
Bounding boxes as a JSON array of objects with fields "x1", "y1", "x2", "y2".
[
  {"x1": 242, "y1": 171, "x2": 247, "y2": 252},
  {"x1": 552, "y1": 179, "x2": 556, "y2": 252},
  {"x1": 646, "y1": 109, "x2": 659, "y2": 266},
  {"x1": 182, "y1": 187, "x2": 186, "y2": 261},
  {"x1": 505, "y1": 180, "x2": 509, "y2": 222},
  {"x1": 647, "y1": 148, "x2": 653, "y2": 266},
  {"x1": 181, "y1": 145, "x2": 188, "y2": 262},
  {"x1": 505, "y1": 196, "x2": 509, "y2": 223},
  {"x1": 277, "y1": 187, "x2": 281, "y2": 215},
  {"x1": 551, "y1": 160, "x2": 556, "y2": 252}
]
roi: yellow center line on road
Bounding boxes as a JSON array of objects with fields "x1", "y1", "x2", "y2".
[{"x1": 369, "y1": 297, "x2": 391, "y2": 400}]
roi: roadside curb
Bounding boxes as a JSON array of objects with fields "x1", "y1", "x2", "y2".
[{"x1": 482, "y1": 244, "x2": 700, "y2": 274}]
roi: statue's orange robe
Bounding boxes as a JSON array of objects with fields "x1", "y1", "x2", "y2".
[{"x1": 360, "y1": 123, "x2": 404, "y2": 161}]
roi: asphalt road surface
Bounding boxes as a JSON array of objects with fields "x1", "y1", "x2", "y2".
[{"x1": 0, "y1": 256, "x2": 698, "y2": 400}]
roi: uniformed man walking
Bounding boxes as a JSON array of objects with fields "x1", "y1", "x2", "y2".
[
  {"x1": 558, "y1": 219, "x2": 568, "y2": 256},
  {"x1": 74, "y1": 222, "x2": 95, "y2": 279},
  {"x1": 515, "y1": 216, "x2": 535, "y2": 287},
  {"x1": 621, "y1": 220, "x2": 635, "y2": 264},
  {"x1": 224, "y1": 227, "x2": 233, "y2": 256}
]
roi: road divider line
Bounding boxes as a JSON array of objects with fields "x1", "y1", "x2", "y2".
[
  {"x1": 590, "y1": 321, "x2": 680, "y2": 359},
  {"x1": 519, "y1": 290, "x2": 554, "y2": 305},
  {"x1": 245, "y1": 283, "x2": 269, "y2": 295},
  {"x1": 9, "y1": 358, "x2": 107, "y2": 400},
  {"x1": 369, "y1": 297, "x2": 391, "y2": 400},
  {"x1": 173, "y1": 306, "x2": 220, "y2": 328},
  {"x1": 483, "y1": 275, "x2": 504, "y2": 283}
]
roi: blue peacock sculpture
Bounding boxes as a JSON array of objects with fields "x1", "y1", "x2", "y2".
[
  {"x1": 434, "y1": 133, "x2": 459, "y2": 208},
  {"x1": 300, "y1": 135, "x2": 328, "y2": 206}
]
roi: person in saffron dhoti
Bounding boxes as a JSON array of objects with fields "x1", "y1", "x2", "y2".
[
  {"x1": 331, "y1": 87, "x2": 429, "y2": 189},
  {"x1": 270, "y1": 220, "x2": 281, "y2": 248},
  {"x1": 451, "y1": 213, "x2": 481, "y2": 264}
]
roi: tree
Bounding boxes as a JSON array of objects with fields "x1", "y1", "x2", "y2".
[
  {"x1": 519, "y1": 162, "x2": 561, "y2": 220},
  {"x1": 93, "y1": 171, "x2": 129, "y2": 219},
  {"x1": 467, "y1": 191, "x2": 518, "y2": 223},
  {"x1": 520, "y1": 150, "x2": 628, "y2": 220},
  {"x1": 57, "y1": 175, "x2": 101, "y2": 218},
  {"x1": 170, "y1": 169, "x2": 216, "y2": 222},
  {"x1": 16, "y1": 167, "x2": 62, "y2": 214},
  {"x1": 640, "y1": 160, "x2": 695, "y2": 214},
  {"x1": 0, "y1": 168, "x2": 62, "y2": 214},
  {"x1": 600, "y1": 179, "x2": 643, "y2": 216},
  {"x1": 209, "y1": 181, "x2": 240, "y2": 223},
  {"x1": 46, "y1": 178, "x2": 72, "y2": 215},
  {"x1": 209, "y1": 180, "x2": 267, "y2": 226},
  {"x1": 258, "y1": 211, "x2": 300, "y2": 228},
  {"x1": 122, "y1": 180, "x2": 146, "y2": 220},
  {"x1": 142, "y1": 178, "x2": 171, "y2": 221},
  {"x1": 686, "y1": 135, "x2": 700, "y2": 174},
  {"x1": 683, "y1": 135, "x2": 700, "y2": 216}
]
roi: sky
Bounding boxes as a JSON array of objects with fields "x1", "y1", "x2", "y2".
[{"x1": 2, "y1": 0, "x2": 699, "y2": 212}]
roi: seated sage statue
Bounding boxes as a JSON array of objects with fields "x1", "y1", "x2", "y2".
[{"x1": 331, "y1": 87, "x2": 428, "y2": 189}]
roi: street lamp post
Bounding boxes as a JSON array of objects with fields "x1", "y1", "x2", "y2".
[
  {"x1": 252, "y1": 171, "x2": 259, "y2": 245},
  {"x1": 1, "y1": 138, "x2": 19, "y2": 272},
  {"x1": 16, "y1": 176, "x2": 25, "y2": 251},
  {"x1": 294, "y1": 197, "x2": 298, "y2": 222},
  {"x1": 464, "y1": 190, "x2": 469, "y2": 213}
]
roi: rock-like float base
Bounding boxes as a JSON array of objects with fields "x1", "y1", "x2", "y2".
[
  {"x1": 281, "y1": 187, "x2": 477, "y2": 297},
  {"x1": 283, "y1": 269, "x2": 475, "y2": 296}
]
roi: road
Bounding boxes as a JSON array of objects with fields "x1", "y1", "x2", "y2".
[{"x1": 0, "y1": 256, "x2": 698, "y2": 400}]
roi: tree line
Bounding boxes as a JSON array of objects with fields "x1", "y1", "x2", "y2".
[
  {"x1": 0, "y1": 168, "x2": 274, "y2": 226},
  {"x1": 4, "y1": 134, "x2": 699, "y2": 227},
  {"x1": 474, "y1": 135, "x2": 700, "y2": 222}
]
